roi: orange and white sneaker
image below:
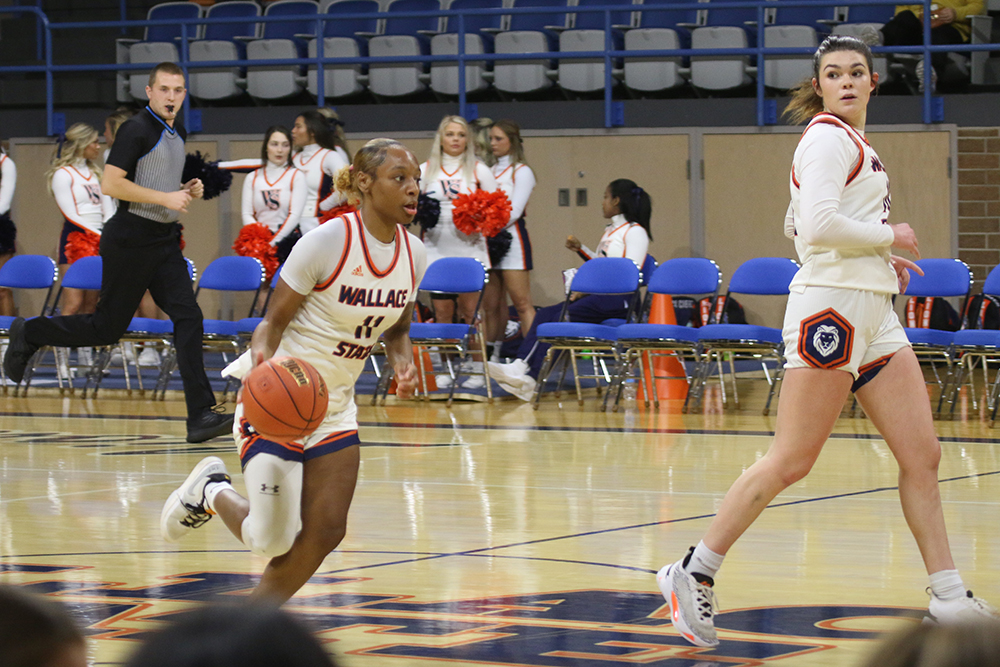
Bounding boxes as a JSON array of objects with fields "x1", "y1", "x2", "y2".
[
  {"x1": 927, "y1": 590, "x2": 998, "y2": 624},
  {"x1": 656, "y1": 549, "x2": 719, "y2": 647},
  {"x1": 159, "y1": 456, "x2": 232, "y2": 543}
]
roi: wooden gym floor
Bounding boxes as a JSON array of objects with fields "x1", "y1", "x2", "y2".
[{"x1": 0, "y1": 374, "x2": 997, "y2": 667}]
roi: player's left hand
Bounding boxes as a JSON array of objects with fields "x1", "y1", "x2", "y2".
[
  {"x1": 183, "y1": 178, "x2": 205, "y2": 199},
  {"x1": 394, "y1": 362, "x2": 418, "y2": 400},
  {"x1": 891, "y1": 255, "x2": 923, "y2": 294}
]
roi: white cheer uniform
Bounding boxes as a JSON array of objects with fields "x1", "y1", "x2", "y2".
[
  {"x1": 241, "y1": 162, "x2": 307, "y2": 244},
  {"x1": 52, "y1": 161, "x2": 107, "y2": 236},
  {"x1": 577, "y1": 214, "x2": 649, "y2": 268},
  {"x1": 221, "y1": 211, "x2": 427, "y2": 559},
  {"x1": 782, "y1": 112, "x2": 908, "y2": 383},
  {"x1": 420, "y1": 154, "x2": 498, "y2": 268},
  {"x1": 0, "y1": 152, "x2": 15, "y2": 217},
  {"x1": 295, "y1": 143, "x2": 349, "y2": 236},
  {"x1": 492, "y1": 155, "x2": 536, "y2": 271}
]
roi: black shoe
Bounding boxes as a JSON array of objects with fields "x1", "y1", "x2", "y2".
[
  {"x1": 186, "y1": 406, "x2": 235, "y2": 443},
  {"x1": 3, "y1": 317, "x2": 39, "y2": 385}
]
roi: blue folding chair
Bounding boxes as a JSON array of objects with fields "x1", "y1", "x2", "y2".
[
  {"x1": 0, "y1": 255, "x2": 59, "y2": 393},
  {"x1": 532, "y1": 256, "x2": 642, "y2": 408},
  {"x1": 947, "y1": 264, "x2": 1000, "y2": 424},
  {"x1": 901, "y1": 258, "x2": 971, "y2": 415},
  {"x1": 406, "y1": 257, "x2": 490, "y2": 405},
  {"x1": 601, "y1": 253, "x2": 656, "y2": 327},
  {"x1": 612, "y1": 257, "x2": 721, "y2": 411},
  {"x1": 688, "y1": 256, "x2": 799, "y2": 415}
]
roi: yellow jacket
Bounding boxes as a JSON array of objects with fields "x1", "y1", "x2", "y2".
[{"x1": 896, "y1": 0, "x2": 984, "y2": 40}]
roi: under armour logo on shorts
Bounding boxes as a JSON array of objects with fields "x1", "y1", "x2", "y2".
[
  {"x1": 260, "y1": 484, "x2": 280, "y2": 495},
  {"x1": 798, "y1": 308, "x2": 854, "y2": 370}
]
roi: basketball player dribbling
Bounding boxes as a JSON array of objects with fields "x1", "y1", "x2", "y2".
[
  {"x1": 658, "y1": 35, "x2": 997, "y2": 648},
  {"x1": 160, "y1": 138, "x2": 427, "y2": 604}
]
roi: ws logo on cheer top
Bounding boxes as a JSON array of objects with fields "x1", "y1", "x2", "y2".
[{"x1": 799, "y1": 308, "x2": 854, "y2": 370}]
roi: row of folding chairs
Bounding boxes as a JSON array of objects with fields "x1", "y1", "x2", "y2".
[
  {"x1": 117, "y1": 0, "x2": 980, "y2": 103},
  {"x1": 0, "y1": 254, "x2": 268, "y2": 398}
]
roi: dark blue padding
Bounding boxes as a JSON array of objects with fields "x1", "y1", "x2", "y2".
[
  {"x1": 508, "y1": 0, "x2": 570, "y2": 32},
  {"x1": 409, "y1": 322, "x2": 473, "y2": 339},
  {"x1": 445, "y1": 0, "x2": 504, "y2": 34},
  {"x1": 536, "y1": 322, "x2": 618, "y2": 341},
  {"x1": 262, "y1": 0, "x2": 319, "y2": 39},
  {"x1": 147, "y1": 2, "x2": 202, "y2": 42},
  {"x1": 237, "y1": 317, "x2": 262, "y2": 334},
  {"x1": 128, "y1": 317, "x2": 174, "y2": 334},
  {"x1": 728, "y1": 256, "x2": 798, "y2": 295},
  {"x1": 198, "y1": 256, "x2": 265, "y2": 292},
  {"x1": 697, "y1": 323, "x2": 783, "y2": 345},
  {"x1": 60, "y1": 256, "x2": 102, "y2": 291},
  {"x1": 905, "y1": 258, "x2": 972, "y2": 298},
  {"x1": 637, "y1": 4, "x2": 700, "y2": 28},
  {"x1": 952, "y1": 329, "x2": 1000, "y2": 347},
  {"x1": 572, "y1": 0, "x2": 633, "y2": 30},
  {"x1": 648, "y1": 257, "x2": 720, "y2": 296},
  {"x1": 419, "y1": 257, "x2": 486, "y2": 294},
  {"x1": 615, "y1": 323, "x2": 700, "y2": 343},
  {"x1": 204, "y1": 1, "x2": 260, "y2": 41},
  {"x1": 570, "y1": 257, "x2": 641, "y2": 295},
  {"x1": 769, "y1": 1, "x2": 836, "y2": 28},
  {"x1": 0, "y1": 254, "x2": 58, "y2": 290},
  {"x1": 384, "y1": 0, "x2": 442, "y2": 36},
  {"x1": 204, "y1": 319, "x2": 240, "y2": 337},
  {"x1": 324, "y1": 0, "x2": 380, "y2": 37},
  {"x1": 904, "y1": 328, "x2": 955, "y2": 347}
]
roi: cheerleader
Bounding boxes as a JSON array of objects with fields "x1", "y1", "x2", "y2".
[
  {"x1": 657, "y1": 35, "x2": 996, "y2": 649},
  {"x1": 290, "y1": 110, "x2": 349, "y2": 244},
  {"x1": 488, "y1": 179, "x2": 650, "y2": 401},
  {"x1": 315, "y1": 106, "x2": 352, "y2": 166},
  {"x1": 483, "y1": 120, "x2": 536, "y2": 360},
  {"x1": 239, "y1": 126, "x2": 306, "y2": 263},
  {"x1": 0, "y1": 141, "x2": 16, "y2": 317}
]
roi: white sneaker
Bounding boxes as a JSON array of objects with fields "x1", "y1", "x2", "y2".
[
  {"x1": 656, "y1": 549, "x2": 719, "y2": 647},
  {"x1": 927, "y1": 590, "x2": 998, "y2": 624},
  {"x1": 77, "y1": 347, "x2": 93, "y2": 368},
  {"x1": 159, "y1": 456, "x2": 232, "y2": 543},
  {"x1": 137, "y1": 346, "x2": 161, "y2": 367},
  {"x1": 487, "y1": 359, "x2": 536, "y2": 401},
  {"x1": 56, "y1": 348, "x2": 73, "y2": 381},
  {"x1": 461, "y1": 375, "x2": 486, "y2": 390},
  {"x1": 435, "y1": 374, "x2": 453, "y2": 389},
  {"x1": 109, "y1": 348, "x2": 124, "y2": 367}
]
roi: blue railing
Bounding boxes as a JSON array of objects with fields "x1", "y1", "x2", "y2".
[{"x1": 0, "y1": 0, "x2": 983, "y2": 132}]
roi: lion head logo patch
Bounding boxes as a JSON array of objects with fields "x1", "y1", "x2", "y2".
[{"x1": 799, "y1": 309, "x2": 854, "y2": 370}]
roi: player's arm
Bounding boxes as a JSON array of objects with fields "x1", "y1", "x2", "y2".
[
  {"x1": 382, "y1": 301, "x2": 418, "y2": 400},
  {"x1": 249, "y1": 279, "x2": 308, "y2": 366},
  {"x1": 102, "y1": 164, "x2": 193, "y2": 213}
]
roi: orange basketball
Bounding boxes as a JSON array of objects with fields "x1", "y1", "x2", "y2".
[{"x1": 242, "y1": 357, "x2": 329, "y2": 442}]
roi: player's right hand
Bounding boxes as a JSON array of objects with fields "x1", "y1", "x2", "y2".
[
  {"x1": 162, "y1": 189, "x2": 193, "y2": 213},
  {"x1": 891, "y1": 223, "x2": 920, "y2": 259}
]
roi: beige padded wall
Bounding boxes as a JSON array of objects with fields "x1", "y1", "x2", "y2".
[{"x1": 704, "y1": 130, "x2": 952, "y2": 327}]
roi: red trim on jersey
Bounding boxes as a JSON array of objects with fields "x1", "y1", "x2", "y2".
[
  {"x1": 803, "y1": 113, "x2": 867, "y2": 186},
  {"x1": 263, "y1": 165, "x2": 295, "y2": 188},
  {"x1": 313, "y1": 215, "x2": 353, "y2": 292},
  {"x1": 356, "y1": 213, "x2": 401, "y2": 278},
  {"x1": 858, "y1": 353, "x2": 893, "y2": 377},
  {"x1": 68, "y1": 165, "x2": 94, "y2": 181},
  {"x1": 296, "y1": 147, "x2": 329, "y2": 168},
  {"x1": 791, "y1": 165, "x2": 800, "y2": 189},
  {"x1": 441, "y1": 164, "x2": 462, "y2": 178}
]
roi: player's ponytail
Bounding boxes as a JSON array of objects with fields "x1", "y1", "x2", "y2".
[
  {"x1": 336, "y1": 138, "x2": 410, "y2": 207},
  {"x1": 608, "y1": 178, "x2": 653, "y2": 241}
]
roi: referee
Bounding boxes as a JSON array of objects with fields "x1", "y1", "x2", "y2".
[{"x1": 4, "y1": 62, "x2": 233, "y2": 443}]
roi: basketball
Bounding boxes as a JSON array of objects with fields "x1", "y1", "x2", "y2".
[{"x1": 242, "y1": 357, "x2": 329, "y2": 442}]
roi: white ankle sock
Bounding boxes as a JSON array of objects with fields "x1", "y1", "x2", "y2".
[
  {"x1": 687, "y1": 541, "x2": 725, "y2": 579},
  {"x1": 929, "y1": 569, "x2": 965, "y2": 601},
  {"x1": 204, "y1": 480, "x2": 233, "y2": 514}
]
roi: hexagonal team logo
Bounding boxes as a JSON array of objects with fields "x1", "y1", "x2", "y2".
[{"x1": 798, "y1": 308, "x2": 854, "y2": 370}]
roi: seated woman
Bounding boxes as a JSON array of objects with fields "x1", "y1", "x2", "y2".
[{"x1": 488, "y1": 178, "x2": 651, "y2": 401}]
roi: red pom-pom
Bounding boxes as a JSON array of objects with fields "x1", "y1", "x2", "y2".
[
  {"x1": 319, "y1": 203, "x2": 358, "y2": 225},
  {"x1": 233, "y1": 223, "x2": 280, "y2": 280},
  {"x1": 64, "y1": 230, "x2": 100, "y2": 265},
  {"x1": 451, "y1": 190, "x2": 512, "y2": 238}
]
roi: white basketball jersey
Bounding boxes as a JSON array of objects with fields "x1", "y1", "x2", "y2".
[
  {"x1": 788, "y1": 113, "x2": 897, "y2": 294},
  {"x1": 272, "y1": 212, "x2": 426, "y2": 415},
  {"x1": 52, "y1": 162, "x2": 105, "y2": 234}
]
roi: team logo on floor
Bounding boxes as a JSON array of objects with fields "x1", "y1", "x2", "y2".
[
  {"x1": 799, "y1": 308, "x2": 854, "y2": 370},
  {"x1": 5, "y1": 564, "x2": 921, "y2": 666}
]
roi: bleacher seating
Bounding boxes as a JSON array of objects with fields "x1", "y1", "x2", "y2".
[
  {"x1": 368, "y1": 0, "x2": 443, "y2": 97},
  {"x1": 116, "y1": 2, "x2": 203, "y2": 102},
  {"x1": 430, "y1": 0, "x2": 504, "y2": 96},
  {"x1": 246, "y1": 0, "x2": 318, "y2": 100},
  {"x1": 189, "y1": 1, "x2": 261, "y2": 101},
  {"x1": 623, "y1": 1, "x2": 700, "y2": 92},
  {"x1": 494, "y1": 0, "x2": 570, "y2": 95},
  {"x1": 557, "y1": 0, "x2": 633, "y2": 94},
  {"x1": 305, "y1": 0, "x2": 380, "y2": 99}
]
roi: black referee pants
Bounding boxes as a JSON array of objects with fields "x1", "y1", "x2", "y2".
[{"x1": 24, "y1": 216, "x2": 216, "y2": 419}]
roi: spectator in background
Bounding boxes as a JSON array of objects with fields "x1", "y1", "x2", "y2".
[
  {"x1": 419, "y1": 115, "x2": 498, "y2": 389},
  {"x1": 483, "y1": 119, "x2": 536, "y2": 361},
  {"x1": 488, "y1": 178, "x2": 651, "y2": 400},
  {"x1": 0, "y1": 138, "x2": 17, "y2": 317},
  {"x1": 0, "y1": 584, "x2": 88, "y2": 667},
  {"x1": 123, "y1": 604, "x2": 337, "y2": 667},
  {"x1": 857, "y1": 619, "x2": 1000, "y2": 667}
]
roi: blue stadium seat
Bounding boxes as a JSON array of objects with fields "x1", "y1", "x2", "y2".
[
  {"x1": 493, "y1": 0, "x2": 571, "y2": 94},
  {"x1": 430, "y1": 0, "x2": 504, "y2": 96},
  {"x1": 623, "y1": 2, "x2": 700, "y2": 92},
  {"x1": 762, "y1": 1, "x2": 836, "y2": 90},
  {"x1": 246, "y1": 0, "x2": 319, "y2": 100},
  {"x1": 368, "y1": 0, "x2": 443, "y2": 97},
  {"x1": 307, "y1": 0, "x2": 381, "y2": 99},
  {"x1": 116, "y1": 2, "x2": 203, "y2": 102},
  {"x1": 189, "y1": 1, "x2": 261, "y2": 101},
  {"x1": 689, "y1": 0, "x2": 760, "y2": 91},
  {"x1": 557, "y1": 0, "x2": 633, "y2": 93}
]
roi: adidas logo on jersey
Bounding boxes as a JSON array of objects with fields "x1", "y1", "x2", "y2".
[{"x1": 351, "y1": 265, "x2": 364, "y2": 277}]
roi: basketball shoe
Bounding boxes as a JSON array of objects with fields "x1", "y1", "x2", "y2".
[
  {"x1": 656, "y1": 547, "x2": 720, "y2": 647},
  {"x1": 927, "y1": 590, "x2": 998, "y2": 624},
  {"x1": 487, "y1": 359, "x2": 536, "y2": 401},
  {"x1": 160, "y1": 456, "x2": 232, "y2": 543}
]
